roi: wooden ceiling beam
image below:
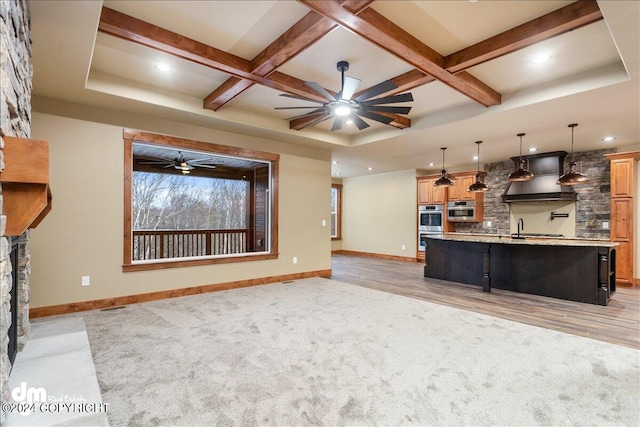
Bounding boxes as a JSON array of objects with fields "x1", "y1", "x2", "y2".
[
  {"x1": 298, "y1": 0, "x2": 501, "y2": 107},
  {"x1": 98, "y1": 7, "x2": 329, "y2": 103},
  {"x1": 445, "y1": 0, "x2": 603, "y2": 73},
  {"x1": 204, "y1": 2, "x2": 374, "y2": 111},
  {"x1": 204, "y1": 12, "x2": 338, "y2": 110},
  {"x1": 378, "y1": 113, "x2": 411, "y2": 129}
]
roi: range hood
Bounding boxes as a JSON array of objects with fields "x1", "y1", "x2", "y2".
[{"x1": 502, "y1": 151, "x2": 577, "y2": 203}]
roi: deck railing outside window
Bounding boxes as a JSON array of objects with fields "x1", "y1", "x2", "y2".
[{"x1": 133, "y1": 229, "x2": 249, "y2": 260}]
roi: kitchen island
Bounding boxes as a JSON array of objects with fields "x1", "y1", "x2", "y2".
[{"x1": 425, "y1": 234, "x2": 618, "y2": 306}]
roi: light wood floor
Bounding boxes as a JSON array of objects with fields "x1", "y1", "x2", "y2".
[{"x1": 330, "y1": 254, "x2": 640, "y2": 349}]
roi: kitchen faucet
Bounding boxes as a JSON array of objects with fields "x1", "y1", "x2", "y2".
[
  {"x1": 512, "y1": 218, "x2": 525, "y2": 239},
  {"x1": 517, "y1": 218, "x2": 524, "y2": 237}
]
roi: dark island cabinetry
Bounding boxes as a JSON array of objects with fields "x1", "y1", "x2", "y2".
[{"x1": 425, "y1": 235, "x2": 616, "y2": 306}]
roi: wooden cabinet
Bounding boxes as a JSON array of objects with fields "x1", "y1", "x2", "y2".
[
  {"x1": 611, "y1": 198, "x2": 631, "y2": 240},
  {"x1": 610, "y1": 158, "x2": 634, "y2": 197},
  {"x1": 417, "y1": 177, "x2": 445, "y2": 205},
  {"x1": 605, "y1": 151, "x2": 639, "y2": 287},
  {"x1": 448, "y1": 175, "x2": 475, "y2": 201}
]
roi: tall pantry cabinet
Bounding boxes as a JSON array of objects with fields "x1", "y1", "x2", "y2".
[{"x1": 605, "y1": 151, "x2": 640, "y2": 287}]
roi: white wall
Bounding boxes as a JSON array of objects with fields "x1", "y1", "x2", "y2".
[
  {"x1": 29, "y1": 105, "x2": 333, "y2": 308},
  {"x1": 342, "y1": 169, "x2": 417, "y2": 257}
]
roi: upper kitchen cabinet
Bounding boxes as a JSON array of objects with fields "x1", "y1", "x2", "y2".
[
  {"x1": 417, "y1": 176, "x2": 445, "y2": 205},
  {"x1": 604, "y1": 151, "x2": 639, "y2": 287},
  {"x1": 447, "y1": 173, "x2": 476, "y2": 201},
  {"x1": 610, "y1": 156, "x2": 636, "y2": 197}
]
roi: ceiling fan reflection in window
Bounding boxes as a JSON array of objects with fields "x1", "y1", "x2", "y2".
[
  {"x1": 138, "y1": 151, "x2": 218, "y2": 174},
  {"x1": 275, "y1": 61, "x2": 413, "y2": 131}
]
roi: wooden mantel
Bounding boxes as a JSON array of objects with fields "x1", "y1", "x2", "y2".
[{"x1": 0, "y1": 136, "x2": 52, "y2": 236}]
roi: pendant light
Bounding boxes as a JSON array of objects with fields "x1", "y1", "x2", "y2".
[
  {"x1": 508, "y1": 133, "x2": 534, "y2": 182},
  {"x1": 434, "y1": 147, "x2": 454, "y2": 187},
  {"x1": 557, "y1": 123, "x2": 589, "y2": 185},
  {"x1": 468, "y1": 141, "x2": 489, "y2": 192}
]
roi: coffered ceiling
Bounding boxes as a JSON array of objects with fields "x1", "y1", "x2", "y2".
[{"x1": 30, "y1": 1, "x2": 639, "y2": 177}]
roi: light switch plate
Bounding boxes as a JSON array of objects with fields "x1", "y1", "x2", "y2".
[{"x1": 602, "y1": 221, "x2": 609, "y2": 230}]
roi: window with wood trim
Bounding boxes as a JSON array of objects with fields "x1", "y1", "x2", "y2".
[
  {"x1": 123, "y1": 129, "x2": 279, "y2": 272},
  {"x1": 331, "y1": 184, "x2": 342, "y2": 240}
]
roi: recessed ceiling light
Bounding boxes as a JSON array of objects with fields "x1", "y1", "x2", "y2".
[
  {"x1": 334, "y1": 172, "x2": 341, "y2": 176},
  {"x1": 602, "y1": 136, "x2": 616, "y2": 142},
  {"x1": 332, "y1": 161, "x2": 339, "y2": 165},
  {"x1": 367, "y1": 167, "x2": 374, "y2": 171},
  {"x1": 155, "y1": 63, "x2": 172, "y2": 72},
  {"x1": 528, "y1": 147, "x2": 538, "y2": 152},
  {"x1": 532, "y1": 54, "x2": 551, "y2": 64},
  {"x1": 428, "y1": 162, "x2": 435, "y2": 167},
  {"x1": 472, "y1": 155, "x2": 479, "y2": 161}
]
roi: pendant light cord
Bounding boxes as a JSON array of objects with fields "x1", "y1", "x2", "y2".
[
  {"x1": 518, "y1": 133, "x2": 525, "y2": 159},
  {"x1": 569, "y1": 123, "x2": 578, "y2": 162}
]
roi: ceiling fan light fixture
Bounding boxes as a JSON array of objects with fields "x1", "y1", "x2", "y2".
[
  {"x1": 468, "y1": 141, "x2": 489, "y2": 192},
  {"x1": 558, "y1": 123, "x2": 589, "y2": 186},
  {"x1": 433, "y1": 147, "x2": 454, "y2": 187},
  {"x1": 334, "y1": 104, "x2": 353, "y2": 117},
  {"x1": 508, "y1": 133, "x2": 534, "y2": 182}
]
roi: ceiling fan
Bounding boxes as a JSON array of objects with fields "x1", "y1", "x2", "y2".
[
  {"x1": 275, "y1": 61, "x2": 413, "y2": 131},
  {"x1": 138, "y1": 151, "x2": 218, "y2": 174}
]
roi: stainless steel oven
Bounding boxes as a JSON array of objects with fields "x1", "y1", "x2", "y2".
[
  {"x1": 447, "y1": 201, "x2": 476, "y2": 222},
  {"x1": 419, "y1": 231, "x2": 442, "y2": 252},
  {"x1": 418, "y1": 205, "x2": 444, "y2": 232}
]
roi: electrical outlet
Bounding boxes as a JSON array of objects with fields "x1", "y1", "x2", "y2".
[
  {"x1": 321, "y1": 219, "x2": 326, "y2": 227},
  {"x1": 293, "y1": 257, "x2": 298, "y2": 264},
  {"x1": 81, "y1": 276, "x2": 90, "y2": 287},
  {"x1": 401, "y1": 245, "x2": 406, "y2": 250},
  {"x1": 602, "y1": 221, "x2": 610, "y2": 230},
  {"x1": 485, "y1": 220, "x2": 492, "y2": 227}
]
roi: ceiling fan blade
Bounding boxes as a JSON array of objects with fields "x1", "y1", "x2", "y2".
[
  {"x1": 354, "y1": 80, "x2": 396, "y2": 102},
  {"x1": 278, "y1": 93, "x2": 326, "y2": 104},
  {"x1": 274, "y1": 106, "x2": 323, "y2": 110},
  {"x1": 193, "y1": 164, "x2": 217, "y2": 170},
  {"x1": 357, "y1": 109, "x2": 394, "y2": 125},
  {"x1": 365, "y1": 105, "x2": 412, "y2": 115},
  {"x1": 305, "y1": 82, "x2": 337, "y2": 102},
  {"x1": 352, "y1": 115, "x2": 370, "y2": 130},
  {"x1": 290, "y1": 110, "x2": 330, "y2": 130},
  {"x1": 360, "y1": 92, "x2": 414, "y2": 106},
  {"x1": 189, "y1": 157, "x2": 215, "y2": 163},
  {"x1": 138, "y1": 161, "x2": 171, "y2": 165},
  {"x1": 306, "y1": 114, "x2": 333, "y2": 128},
  {"x1": 331, "y1": 116, "x2": 343, "y2": 131},
  {"x1": 285, "y1": 108, "x2": 326, "y2": 121},
  {"x1": 340, "y1": 76, "x2": 361, "y2": 101}
]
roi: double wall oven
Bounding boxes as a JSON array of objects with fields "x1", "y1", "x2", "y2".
[{"x1": 418, "y1": 205, "x2": 443, "y2": 252}]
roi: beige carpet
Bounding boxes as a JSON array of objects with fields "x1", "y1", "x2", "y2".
[{"x1": 71, "y1": 278, "x2": 639, "y2": 426}]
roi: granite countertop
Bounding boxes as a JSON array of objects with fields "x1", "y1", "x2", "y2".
[{"x1": 429, "y1": 233, "x2": 618, "y2": 248}]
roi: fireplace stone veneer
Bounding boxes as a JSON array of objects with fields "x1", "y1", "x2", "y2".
[{"x1": 0, "y1": 0, "x2": 33, "y2": 419}]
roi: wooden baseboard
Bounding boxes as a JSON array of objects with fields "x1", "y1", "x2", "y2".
[
  {"x1": 29, "y1": 269, "x2": 332, "y2": 318},
  {"x1": 332, "y1": 250, "x2": 417, "y2": 263}
]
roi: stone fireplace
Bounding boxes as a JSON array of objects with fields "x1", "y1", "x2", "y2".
[{"x1": 0, "y1": 0, "x2": 34, "y2": 419}]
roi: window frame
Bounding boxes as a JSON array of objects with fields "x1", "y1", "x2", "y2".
[
  {"x1": 123, "y1": 129, "x2": 279, "y2": 272},
  {"x1": 331, "y1": 183, "x2": 342, "y2": 240}
]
